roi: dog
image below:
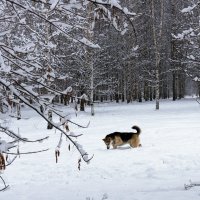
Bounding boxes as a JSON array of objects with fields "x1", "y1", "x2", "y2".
[{"x1": 102, "y1": 126, "x2": 142, "y2": 149}]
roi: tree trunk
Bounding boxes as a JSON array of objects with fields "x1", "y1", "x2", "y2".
[
  {"x1": 155, "y1": 69, "x2": 160, "y2": 110},
  {"x1": 80, "y1": 99, "x2": 85, "y2": 111},
  {"x1": 115, "y1": 93, "x2": 119, "y2": 103},
  {"x1": 90, "y1": 61, "x2": 94, "y2": 116},
  {"x1": 16, "y1": 102, "x2": 21, "y2": 120},
  {"x1": 151, "y1": 0, "x2": 164, "y2": 110},
  {"x1": 85, "y1": 3, "x2": 95, "y2": 116},
  {"x1": 172, "y1": 72, "x2": 177, "y2": 101},
  {"x1": 47, "y1": 110, "x2": 53, "y2": 129}
]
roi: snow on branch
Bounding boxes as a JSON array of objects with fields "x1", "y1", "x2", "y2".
[
  {"x1": 172, "y1": 28, "x2": 195, "y2": 40},
  {"x1": 181, "y1": 5, "x2": 197, "y2": 13},
  {"x1": 0, "y1": 50, "x2": 10, "y2": 73},
  {"x1": 0, "y1": 78, "x2": 93, "y2": 163},
  {"x1": 5, "y1": 0, "x2": 101, "y2": 49},
  {"x1": 181, "y1": 2, "x2": 200, "y2": 13},
  {"x1": 79, "y1": 37, "x2": 100, "y2": 49},
  {"x1": 88, "y1": 0, "x2": 137, "y2": 36},
  {"x1": 88, "y1": 0, "x2": 136, "y2": 16},
  {"x1": 49, "y1": 0, "x2": 60, "y2": 11}
]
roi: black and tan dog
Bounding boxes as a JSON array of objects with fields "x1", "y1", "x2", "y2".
[{"x1": 102, "y1": 126, "x2": 142, "y2": 149}]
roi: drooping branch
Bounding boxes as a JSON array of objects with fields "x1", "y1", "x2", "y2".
[
  {"x1": 52, "y1": 109, "x2": 90, "y2": 129},
  {"x1": 0, "y1": 79, "x2": 93, "y2": 163},
  {"x1": 87, "y1": 0, "x2": 137, "y2": 38},
  {"x1": 0, "y1": 125, "x2": 49, "y2": 143},
  {"x1": 5, "y1": 148, "x2": 49, "y2": 155}
]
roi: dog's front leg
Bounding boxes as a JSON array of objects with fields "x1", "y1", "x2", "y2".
[{"x1": 112, "y1": 140, "x2": 117, "y2": 149}]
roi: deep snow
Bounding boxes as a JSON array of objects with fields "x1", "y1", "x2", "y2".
[{"x1": 1, "y1": 98, "x2": 200, "y2": 200}]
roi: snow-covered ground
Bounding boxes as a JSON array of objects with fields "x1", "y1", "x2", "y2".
[{"x1": 1, "y1": 98, "x2": 200, "y2": 200}]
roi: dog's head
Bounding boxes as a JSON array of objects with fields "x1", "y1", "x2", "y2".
[{"x1": 102, "y1": 136, "x2": 112, "y2": 149}]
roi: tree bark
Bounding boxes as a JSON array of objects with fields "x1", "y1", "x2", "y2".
[{"x1": 47, "y1": 110, "x2": 53, "y2": 129}]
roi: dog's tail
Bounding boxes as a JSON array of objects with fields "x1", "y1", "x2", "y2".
[{"x1": 131, "y1": 125, "x2": 141, "y2": 135}]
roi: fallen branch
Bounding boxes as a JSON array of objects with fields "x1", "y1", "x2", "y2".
[
  {"x1": 195, "y1": 98, "x2": 200, "y2": 105},
  {"x1": 184, "y1": 180, "x2": 200, "y2": 190}
]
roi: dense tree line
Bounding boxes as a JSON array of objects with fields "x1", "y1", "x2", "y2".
[
  {"x1": 45, "y1": 0, "x2": 200, "y2": 110},
  {"x1": 89, "y1": 0, "x2": 200, "y2": 109},
  {"x1": 94, "y1": 0, "x2": 199, "y2": 109},
  {"x1": 1, "y1": 0, "x2": 200, "y2": 112}
]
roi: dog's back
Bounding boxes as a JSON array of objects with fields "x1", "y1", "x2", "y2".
[{"x1": 112, "y1": 132, "x2": 134, "y2": 142}]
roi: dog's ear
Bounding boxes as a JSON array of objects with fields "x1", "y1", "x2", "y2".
[{"x1": 102, "y1": 138, "x2": 105, "y2": 141}]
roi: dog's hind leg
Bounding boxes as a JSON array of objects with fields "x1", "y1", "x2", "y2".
[{"x1": 130, "y1": 137, "x2": 141, "y2": 148}]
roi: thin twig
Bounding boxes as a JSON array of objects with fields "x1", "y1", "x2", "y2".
[
  {"x1": 4, "y1": 148, "x2": 49, "y2": 155},
  {"x1": 0, "y1": 176, "x2": 9, "y2": 191}
]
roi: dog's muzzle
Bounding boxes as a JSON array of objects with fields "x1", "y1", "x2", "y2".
[{"x1": 107, "y1": 145, "x2": 110, "y2": 149}]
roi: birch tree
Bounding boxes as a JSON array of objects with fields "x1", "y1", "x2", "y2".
[{"x1": 150, "y1": 0, "x2": 165, "y2": 110}]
